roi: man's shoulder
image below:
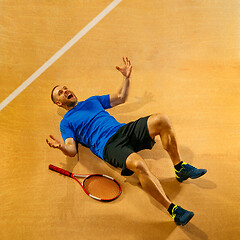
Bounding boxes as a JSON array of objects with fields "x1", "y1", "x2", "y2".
[
  {"x1": 60, "y1": 117, "x2": 68, "y2": 126},
  {"x1": 85, "y1": 95, "x2": 99, "y2": 101},
  {"x1": 86, "y1": 95, "x2": 109, "y2": 101}
]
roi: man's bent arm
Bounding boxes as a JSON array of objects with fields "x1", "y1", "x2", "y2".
[
  {"x1": 110, "y1": 57, "x2": 132, "y2": 107},
  {"x1": 46, "y1": 135, "x2": 77, "y2": 157},
  {"x1": 110, "y1": 76, "x2": 130, "y2": 107},
  {"x1": 60, "y1": 138, "x2": 78, "y2": 157}
]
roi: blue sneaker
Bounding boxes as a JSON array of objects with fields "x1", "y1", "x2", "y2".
[
  {"x1": 175, "y1": 162, "x2": 207, "y2": 182},
  {"x1": 171, "y1": 205, "x2": 194, "y2": 226}
]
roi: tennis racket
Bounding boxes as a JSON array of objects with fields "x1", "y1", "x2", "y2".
[{"x1": 49, "y1": 164, "x2": 121, "y2": 202}]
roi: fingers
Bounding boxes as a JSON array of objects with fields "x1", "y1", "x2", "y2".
[
  {"x1": 116, "y1": 57, "x2": 132, "y2": 77},
  {"x1": 50, "y1": 135, "x2": 56, "y2": 140},
  {"x1": 122, "y1": 57, "x2": 131, "y2": 65},
  {"x1": 129, "y1": 65, "x2": 133, "y2": 74},
  {"x1": 126, "y1": 57, "x2": 131, "y2": 66},
  {"x1": 46, "y1": 135, "x2": 60, "y2": 148},
  {"x1": 46, "y1": 138, "x2": 54, "y2": 148}
]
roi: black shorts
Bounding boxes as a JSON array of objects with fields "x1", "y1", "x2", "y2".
[{"x1": 103, "y1": 116, "x2": 155, "y2": 176}]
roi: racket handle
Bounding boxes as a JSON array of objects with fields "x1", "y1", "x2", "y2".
[{"x1": 49, "y1": 164, "x2": 72, "y2": 177}]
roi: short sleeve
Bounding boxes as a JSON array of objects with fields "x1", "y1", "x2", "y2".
[
  {"x1": 96, "y1": 94, "x2": 112, "y2": 109},
  {"x1": 60, "y1": 120, "x2": 76, "y2": 141}
]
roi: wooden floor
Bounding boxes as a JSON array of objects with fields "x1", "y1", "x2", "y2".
[{"x1": 1, "y1": 0, "x2": 240, "y2": 239}]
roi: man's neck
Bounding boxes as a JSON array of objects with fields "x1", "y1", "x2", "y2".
[{"x1": 64, "y1": 101, "x2": 78, "y2": 111}]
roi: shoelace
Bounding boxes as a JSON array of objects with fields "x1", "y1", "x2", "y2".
[{"x1": 182, "y1": 163, "x2": 197, "y2": 171}]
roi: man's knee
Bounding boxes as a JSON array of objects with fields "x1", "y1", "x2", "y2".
[
  {"x1": 148, "y1": 114, "x2": 172, "y2": 137},
  {"x1": 126, "y1": 153, "x2": 150, "y2": 176},
  {"x1": 155, "y1": 114, "x2": 171, "y2": 129}
]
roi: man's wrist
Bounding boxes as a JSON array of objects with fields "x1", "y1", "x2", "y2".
[{"x1": 59, "y1": 144, "x2": 64, "y2": 151}]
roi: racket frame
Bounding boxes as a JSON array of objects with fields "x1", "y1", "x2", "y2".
[{"x1": 49, "y1": 164, "x2": 122, "y2": 202}]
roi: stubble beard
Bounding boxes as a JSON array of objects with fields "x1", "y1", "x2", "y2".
[{"x1": 67, "y1": 97, "x2": 78, "y2": 108}]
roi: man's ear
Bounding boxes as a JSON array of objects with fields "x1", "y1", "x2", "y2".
[{"x1": 56, "y1": 101, "x2": 63, "y2": 107}]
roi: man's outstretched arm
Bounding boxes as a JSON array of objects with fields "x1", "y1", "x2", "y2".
[
  {"x1": 46, "y1": 135, "x2": 77, "y2": 157},
  {"x1": 110, "y1": 57, "x2": 132, "y2": 107}
]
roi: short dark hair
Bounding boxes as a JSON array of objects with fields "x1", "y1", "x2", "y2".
[{"x1": 51, "y1": 85, "x2": 59, "y2": 104}]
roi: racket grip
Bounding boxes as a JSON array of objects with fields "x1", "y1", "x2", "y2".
[{"x1": 49, "y1": 164, "x2": 72, "y2": 177}]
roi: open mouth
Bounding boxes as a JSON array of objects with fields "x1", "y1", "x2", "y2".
[{"x1": 67, "y1": 93, "x2": 73, "y2": 99}]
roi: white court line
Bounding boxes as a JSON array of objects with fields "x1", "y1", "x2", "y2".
[{"x1": 0, "y1": 0, "x2": 122, "y2": 112}]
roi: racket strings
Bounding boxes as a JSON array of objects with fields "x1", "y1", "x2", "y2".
[{"x1": 83, "y1": 175, "x2": 120, "y2": 200}]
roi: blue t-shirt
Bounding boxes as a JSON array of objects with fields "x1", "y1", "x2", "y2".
[{"x1": 60, "y1": 95, "x2": 125, "y2": 159}]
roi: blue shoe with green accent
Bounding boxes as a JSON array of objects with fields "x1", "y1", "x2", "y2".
[
  {"x1": 171, "y1": 205, "x2": 194, "y2": 226},
  {"x1": 175, "y1": 162, "x2": 207, "y2": 182}
]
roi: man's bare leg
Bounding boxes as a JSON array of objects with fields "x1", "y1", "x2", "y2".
[
  {"x1": 126, "y1": 152, "x2": 171, "y2": 209},
  {"x1": 125, "y1": 113, "x2": 182, "y2": 208},
  {"x1": 147, "y1": 114, "x2": 182, "y2": 166},
  {"x1": 147, "y1": 114, "x2": 207, "y2": 182},
  {"x1": 125, "y1": 152, "x2": 194, "y2": 226}
]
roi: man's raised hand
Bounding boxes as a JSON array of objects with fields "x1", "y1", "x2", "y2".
[
  {"x1": 116, "y1": 57, "x2": 132, "y2": 79},
  {"x1": 46, "y1": 135, "x2": 63, "y2": 149}
]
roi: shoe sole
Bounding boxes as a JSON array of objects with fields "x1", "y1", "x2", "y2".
[
  {"x1": 181, "y1": 212, "x2": 194, "y2": 226},
  {"x1": 175, "y1": 212, "x2": 194, "y2": 226},
  {"x1": 190, "y1": 169, "x2": 207, "y2": 179}
]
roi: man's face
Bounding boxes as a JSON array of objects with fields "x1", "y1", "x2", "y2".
[{"x1": 53, "y1": 86, "x2": 78, "y2": 108}]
